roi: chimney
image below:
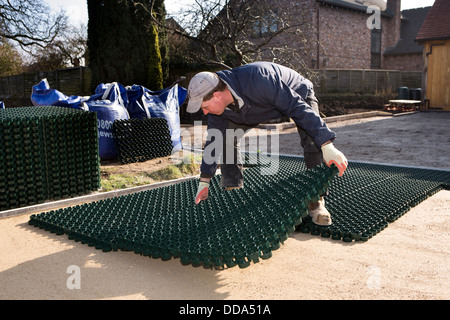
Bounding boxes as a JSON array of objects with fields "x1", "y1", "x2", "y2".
[{"x1": 386, "y1": 0, "x2": 401, "y2": 47}]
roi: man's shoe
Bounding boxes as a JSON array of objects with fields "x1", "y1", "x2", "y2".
[{"x1": 308, "y1": 197, "x2": 332, "y2": 226}]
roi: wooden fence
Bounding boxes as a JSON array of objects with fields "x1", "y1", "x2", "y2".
[
  {"x1": 0, "y1": 67, "x2": 92, "y2": 100},
  {"x1": 0, "y1": 67, "x2": 422, "y2": 105}
]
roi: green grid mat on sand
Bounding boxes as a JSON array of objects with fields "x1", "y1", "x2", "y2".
[
  {"x1": 29, "y1": 155, "x2": 450, "y2": 269},
  {"x1": 298, "y1": 160, "x2": 450, "y2": 241}
]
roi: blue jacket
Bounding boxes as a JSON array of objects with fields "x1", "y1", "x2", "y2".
[{"x1": 200, "y1": 62, "x2": 336, "y2": 177}]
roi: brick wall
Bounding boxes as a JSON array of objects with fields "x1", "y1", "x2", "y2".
[
  {"x1": 317, "y1": 4, "x2": 372, "y2": 69},
  {"x1": 254, "y1": 0, "x2": 408, "y2": 71},
  {"x1": 252, "y1": 0, "x2": 317, "y2": 69},
  {"x1": 385, "y1": 0, "x2": 401, "y2": 48},
  {"x1": 383, "y1": 54, "x2": 423, "y2": 71}
]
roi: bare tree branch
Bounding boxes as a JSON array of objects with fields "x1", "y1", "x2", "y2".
[
  {"x1": 0, "y1": 0, "x2": 67, "y2": 55},
  {"x1": 129, "y1": 0, "x2": 316, "y2": 74},
  {"x1": 191, "y1": 1, "x2": 311, "y2": 71}
]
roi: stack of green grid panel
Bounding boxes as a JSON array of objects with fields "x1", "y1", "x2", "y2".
[
  {"x1": 0, "y1": 106, "x2": 100, "y2": 211},
  {"x1": 112, "y1": 118, "x2": 173, "y2": 164}
]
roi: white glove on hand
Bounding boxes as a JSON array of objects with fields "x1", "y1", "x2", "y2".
[
  {"x1": 194, "y1": 181, "x2": 209, "y2": 204},
  {"x1": 321, "y1": 142, "x2": 348, "y2": 177}
]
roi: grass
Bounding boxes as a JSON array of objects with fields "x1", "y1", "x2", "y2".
[
  {"x1": 100, "y1": 154, "x2": 202, "y2": 192},
  {"x1": 100, "y1": 173, "x2": 152, "y2": 192}
]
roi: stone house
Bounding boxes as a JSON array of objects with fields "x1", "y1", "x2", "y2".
[
  {"x1": 222, "y1": 0, "x2": 429, "y2": 71},
  {"x1": 259, "y1": 0, "x2": 430, "y2": 71},
  {"x1": 168, "y1": 0, "x2": 430, "y2": 76},
  {"x1": 304, "y1": 0, "x2": 398, "y2": 70}
]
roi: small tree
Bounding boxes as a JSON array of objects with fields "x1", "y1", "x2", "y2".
[{"x1": 0, "y1": 38, "x2": 24, "y2": 76}]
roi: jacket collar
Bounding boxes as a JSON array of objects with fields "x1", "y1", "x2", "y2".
[{"x1": 221, "y1": 79, "x2": 244, "y2": 111}]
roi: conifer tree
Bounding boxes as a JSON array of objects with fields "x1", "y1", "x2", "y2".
[
  {"x1": 148, "y1": 21, "x2": 164, "y2": 90},
  {"x1": 87, "y1": 0, "x2": 167, "y2": 91},
  {"x1": 151, "y1": 0, "x2": 170, "y2": 86}
]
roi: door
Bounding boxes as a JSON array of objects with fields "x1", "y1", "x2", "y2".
[{"x1": 426, "y1": 40, "x2": 450, "y2": 111}]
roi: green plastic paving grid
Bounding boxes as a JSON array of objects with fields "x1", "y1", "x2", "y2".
[
  {"x1": 0, "y1": 106, "x2": 100, "y2": 211},
  {"x1": 112, "y1": 118, "x2": 173, "y2": 164},
  {"x1": 297, "y1": 160, "x2": 450, "y2": 241},
  {"x1": 28, "y1": 155, "x2": 450, "y2": 269},
  {"x1": 29, "y1": 155, "x2": 335, "y2": 269}
]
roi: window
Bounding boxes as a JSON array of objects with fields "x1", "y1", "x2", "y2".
[
  {"x1": 252, "y1": 12, "x2": 279, "y2": 37},
  {"x1": 371, "y1": 28, "x2": 381, "y2": 69}
]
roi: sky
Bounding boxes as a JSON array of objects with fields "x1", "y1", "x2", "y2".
[
  {"x1": 45, "y1": 0, "x2": 190, "y2": 25},
  {"x1": 47, "y1": 0, "x2": 437, "y2": 26}
]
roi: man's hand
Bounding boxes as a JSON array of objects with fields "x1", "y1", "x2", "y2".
[
  {"x1": 195, "y1": 180, "x2": 210, "y2": 204},
  {"x1": 321, "y1": 142, "x2": 348, "y2": 177}
]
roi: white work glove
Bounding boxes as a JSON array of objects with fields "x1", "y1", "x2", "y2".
[
  {"x1": 321, "y1": 142, "x2": 348, "y2": 177},
  {"x1": 194, "y1": 181, "x2": 209, "y2": 204}
]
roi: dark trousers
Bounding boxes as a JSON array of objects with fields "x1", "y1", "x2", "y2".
[
  {"x1": 219, "y1": 121, "x2": 257, "y2": 188},
  {"x1": 297, "y1": 97, "x2": 324, "y2": 169},
  {"x1": 220, "y1": 97, "x2": 324, "y2": 189}
]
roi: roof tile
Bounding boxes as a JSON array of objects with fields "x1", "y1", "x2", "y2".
[{"x1": 416, "y1": 0, "x2": 450, "y2": 41}]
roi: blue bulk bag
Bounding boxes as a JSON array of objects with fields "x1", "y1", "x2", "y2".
[
  {"x1": 126, "y1": 83, "x2": 187, "y2": 121},
  {"x1": 31, "y1": 78, "x2": 85, "y2": 109},
  {"x1": 91, "y1": 82, "x2": 129, "y2": 109},
  {"x1": 0, "y1": 101, "x2": 4, "y2": 109},
  {"x1": 132, "y1": 84, "x2": 187, "y2": 152},
  {"x1": 126, "y1": 85, "x2": 151, "y2": 119},
  {"x1": 83, "y1": 100, "x2": 129, "y2": 160},
  {"x1": 83, "y1": 83, "x2": 130, "y2": 160}
]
